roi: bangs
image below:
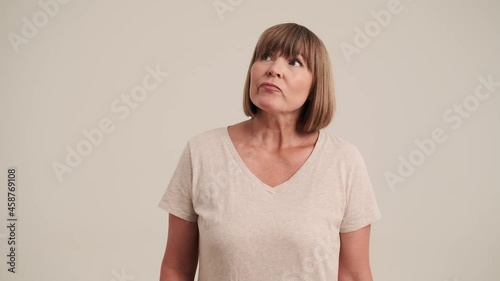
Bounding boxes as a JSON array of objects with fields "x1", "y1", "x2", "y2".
[{"x1": 253, "y1": 24, "x2": 316, "y2": 70}]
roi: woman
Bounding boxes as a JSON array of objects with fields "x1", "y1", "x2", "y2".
[{"x1": 158, "y1": 23, "x2": 381, "y2": 281}]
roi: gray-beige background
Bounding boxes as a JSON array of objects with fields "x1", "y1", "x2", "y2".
[{"x1": 1, "y1": 0, "x2": 499, "y2": 280}]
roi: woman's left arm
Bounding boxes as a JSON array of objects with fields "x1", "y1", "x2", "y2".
[{"x1": 338, "y1": 225, "x2": 374, "y2": 281}]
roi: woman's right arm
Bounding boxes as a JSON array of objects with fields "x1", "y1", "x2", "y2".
[{"x1": 159, "y1": 214, "x2": 199, "y2": 281}]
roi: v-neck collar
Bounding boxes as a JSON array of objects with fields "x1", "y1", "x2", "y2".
[{"x1": 221, "y1": 126, "x2": 325, "y2": 194}]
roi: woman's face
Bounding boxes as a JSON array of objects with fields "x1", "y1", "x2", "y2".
[{"x1": 249, "y1": 51, "x2": 313, "y2": 117}]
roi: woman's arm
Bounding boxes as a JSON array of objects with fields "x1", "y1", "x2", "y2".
[
  {"x1": 159, "y1": 214, "x2": 199, "y2": 281},
  {"x1": 338, "y1": 225, "x2": 374, "y2": 281}
]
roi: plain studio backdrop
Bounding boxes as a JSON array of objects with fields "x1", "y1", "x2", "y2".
[{"x1": 1, "y1": 0, "x2": 499, "y2": 280}]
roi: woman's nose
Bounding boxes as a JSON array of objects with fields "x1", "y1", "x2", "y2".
[
  {"x1": 267, "y1": 58, "x2": 285, "y2": 78},
  {"x1": 267, "y1": 68, "x2": 281, "y2": 78}
]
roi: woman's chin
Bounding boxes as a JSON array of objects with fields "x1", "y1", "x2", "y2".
[{"x1": 253, "y1": 102, "x2": 280, "y2": 113}]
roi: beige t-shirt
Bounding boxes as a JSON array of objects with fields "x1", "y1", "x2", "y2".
[{"x1": 158, "y1": 126, "x2": 382, "y2": 281}]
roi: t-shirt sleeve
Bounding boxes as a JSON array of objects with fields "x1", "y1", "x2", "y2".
[
  {"x1": 339, "y1": 146, "x2": 382, "y2": 233},
  {"x1": 157, "y1": 142, "x2": 198, "y2": 222}
]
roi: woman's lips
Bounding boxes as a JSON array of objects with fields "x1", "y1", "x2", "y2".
[{"x1": 259, "y1": 82, "x2": 281, "y2": 92}]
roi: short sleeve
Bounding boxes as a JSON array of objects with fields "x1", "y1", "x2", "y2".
[
  {"x1": 339, "y1": 146, "x2": 382, "y2": 233},
  {"x1": 158, "y1": 142, "x2": 198, "y2": 222}
]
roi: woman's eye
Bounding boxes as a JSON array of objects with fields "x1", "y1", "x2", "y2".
[
  {"x1": 262, "y1": 53, "x2": 272, "y2": 60},
  {"x1": 289, "y1": 59, "x2": 303, "y2": 67}
]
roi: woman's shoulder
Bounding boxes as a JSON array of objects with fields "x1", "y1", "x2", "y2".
[
  {"x1": 320, "y1": 129, "x2": 362, "y2": 157},
  {"x1": 185, "y1": 126, "x2": 227, "y2": 147}
]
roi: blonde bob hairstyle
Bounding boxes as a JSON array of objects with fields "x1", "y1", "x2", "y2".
[{"x1": 243, "y1": 23, "x2": 335, "y2": 133}]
